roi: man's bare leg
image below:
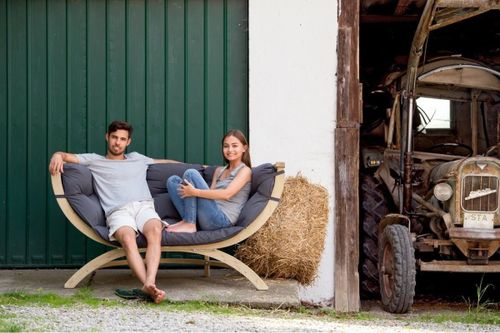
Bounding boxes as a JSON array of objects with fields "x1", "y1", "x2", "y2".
[
  {"x1": 142, "y1": 219, "x2": 165, "y2": 303},
  {"x1": 113, "y1": 226, "x2": 147, "y2": 284}
]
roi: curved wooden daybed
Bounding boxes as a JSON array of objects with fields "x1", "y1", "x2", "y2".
[{"x1": 51, "y1": 162, "x2": 285, "y2": 291}]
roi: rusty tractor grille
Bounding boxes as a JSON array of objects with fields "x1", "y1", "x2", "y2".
[{"x1": 462, "y1": 175, "x2": 499, "y2": 212}]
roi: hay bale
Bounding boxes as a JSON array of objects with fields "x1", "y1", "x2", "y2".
[{"x1": 235, "y1": 174, "x2": 329, "y2": 285}]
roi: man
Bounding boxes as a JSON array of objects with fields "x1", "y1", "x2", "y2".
[{"x1": 49, "y1": 120, "x2": 176, "y2": 303}]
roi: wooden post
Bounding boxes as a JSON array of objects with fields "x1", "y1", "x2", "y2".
[{"x1": 335, "y1": 0, "x2": 361, "y2": 312}]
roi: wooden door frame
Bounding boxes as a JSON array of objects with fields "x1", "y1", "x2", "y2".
[{"x1": 334, "y1": 0, "x2": 361, "y2": 312}]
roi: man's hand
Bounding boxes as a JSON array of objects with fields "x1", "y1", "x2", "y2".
[
  {"x1": 48, "y1": 152, "x2": 79, "y2": 175},
  {"x1": 49, "y1": 153, "x2": 65, "y2": 175}
]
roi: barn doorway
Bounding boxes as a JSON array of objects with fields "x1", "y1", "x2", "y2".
[{"x1": 358, "y1": 0, "x2": 500, "y2": 309}]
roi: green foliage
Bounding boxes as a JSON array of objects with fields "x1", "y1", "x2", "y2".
[{"x1": 463, "y1": 275, "x2": 496, "y2": 314}]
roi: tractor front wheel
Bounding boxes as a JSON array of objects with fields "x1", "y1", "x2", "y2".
[{"x1": 378, "y1": 224, "x2": 416, "y2": 313}]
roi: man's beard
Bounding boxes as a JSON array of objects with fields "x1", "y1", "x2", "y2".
[{"x1": 108, "y1": 146, "x2": 124, "y2": 156}]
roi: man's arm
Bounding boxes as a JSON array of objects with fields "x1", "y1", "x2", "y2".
[
  {"x1": 49, "y1": 152, "x2": 79, "y2": 175},
  {"x1": 152, "y1": 159, "x2": 181, "y2": 164}
]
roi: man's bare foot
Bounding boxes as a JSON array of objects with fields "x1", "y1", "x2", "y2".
[
  {"x1": 153, "y1": 288, "x2": 166, "y2": 304},
  {"x1": 143, "y1": 284, "x2": 165, "y2": 304},
  {"x1": 167, "y1": 222, "x2": 196, "y2": 233}
]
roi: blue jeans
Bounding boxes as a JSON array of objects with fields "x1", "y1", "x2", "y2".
[{"x1": 166, "y1": 169, "x2": 232, "y2": 231}]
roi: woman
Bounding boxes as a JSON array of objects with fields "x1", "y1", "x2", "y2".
[{"x1": 166, "y1": 130, "x2": 252, "y2": 233}]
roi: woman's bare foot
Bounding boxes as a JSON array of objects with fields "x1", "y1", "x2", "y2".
[
  {"x1": 167, "y1": 222, "x2": 196, "y2": 233},
  {"x1": 166, "y1": 220, "x2": 185, "y2": 231}
]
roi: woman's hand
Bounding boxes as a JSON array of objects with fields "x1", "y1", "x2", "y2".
[{"x1": 178, "y1": 179, "x2": 197, "y2": 198}]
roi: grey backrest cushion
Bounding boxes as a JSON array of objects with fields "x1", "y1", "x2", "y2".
[
  {"x1": 61, "y1": 163, "x2": 109, "y2": 242},
  {"x1": 235, "y1": 163, "x2": 276, "y2": 228},
  {"x1": 61, "y1": 162, "x2": 277, "y2": 247}
]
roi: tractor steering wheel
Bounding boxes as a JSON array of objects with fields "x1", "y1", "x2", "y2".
[{"x1": 427, "y1": 143, "x2": 473, "y2": 157}]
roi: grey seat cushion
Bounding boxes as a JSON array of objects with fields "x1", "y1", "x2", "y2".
[{"x1": 61, "y1": 162, "x2": 277, "y2": 247}]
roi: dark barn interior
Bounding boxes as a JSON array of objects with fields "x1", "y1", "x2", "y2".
[{"x1": 358, "y1": 0, "x2": 500, "y2": 303}]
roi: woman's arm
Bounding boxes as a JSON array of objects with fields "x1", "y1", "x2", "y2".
[{"x1": 181, "y1": 166, "x2": 251, "y2": 201}]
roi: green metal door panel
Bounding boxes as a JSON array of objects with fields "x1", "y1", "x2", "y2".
[
  {"x1": 127, "y1": 0, "x2": 147, "y2": 154},
  {"x1": 0, "y1": 0, "x2": 248, "y2": 268},
  {"x1": 166, "y1": 0, "x2": 186, "y2": 162},
  {"x1": 47, "y1": 0, "x2": 68, "y2": 266},
  {"x1": 226, "y1": 1, "x2": 248, "y2": 133},
  {"x1": 86, "y1": 0, "x2": 109, "y2": 262},
  {"x1": 107, "y1": 0, "x2": 127, "y2": 123},
  {"x1": 205, "y1": 0, "x2": 225, "y2": 165},
  {"x1": 185, "y1": 0, "x2": 205, "y2": 164},
  {"x1": 27, "y1": 0, "x2": 49, "y2": 266},
  {"x1": 67, "y1": 0, "x2": 89, "y2": 265},
  {"x1": 87, "y1": 0, "x2": 107, "y2": 151},
  {"x1": 0, "y1": 0, "x2": 7, "y2": 266},
  {"x1": 7, "y1": 0, "x2": 28, "y2": 265},
  {"x1": 145, "y1": 0, "x2": 167, "y2": 158}
]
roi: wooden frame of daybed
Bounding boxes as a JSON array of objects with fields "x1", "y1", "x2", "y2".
[{"x1": 51, "y1": 162, "x2": 285, "y2": 291}]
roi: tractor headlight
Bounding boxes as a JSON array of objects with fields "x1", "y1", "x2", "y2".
[{"x1": 433, "y1": 183, "x2": 453, "y2": 202}]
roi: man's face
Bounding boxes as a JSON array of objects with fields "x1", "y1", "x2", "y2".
[{"x1": 105, "y1": 129, "x2": 131, "y2": 156}]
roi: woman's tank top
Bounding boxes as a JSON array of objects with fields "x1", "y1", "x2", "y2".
[{"x1": 214, "y1": 163, "x2": 251, "y2": 224}]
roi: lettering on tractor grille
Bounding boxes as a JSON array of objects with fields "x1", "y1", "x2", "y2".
[{"x1": 462, "y1": 175, "x2": 499, "y2": 212}]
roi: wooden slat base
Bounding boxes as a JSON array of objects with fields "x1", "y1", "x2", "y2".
[{"x1": 419, "y1": 260, "x2": 500, "y2": 272}]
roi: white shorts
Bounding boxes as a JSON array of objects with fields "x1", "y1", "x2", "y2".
[{"x1": 106, "y1": 200, "x2": 165, "y2": 241}]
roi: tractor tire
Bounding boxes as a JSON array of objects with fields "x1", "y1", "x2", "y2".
[
  {"x1": 359, "y1": 174, "x2": 391, "y2": 298},
  {"x1": 378, "y1": 224, "x2": 416, "y2": 313}
]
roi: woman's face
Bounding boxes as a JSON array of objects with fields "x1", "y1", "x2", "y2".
[{"x1": 223, "y1": 135, "x2": 247, "y2": 163}]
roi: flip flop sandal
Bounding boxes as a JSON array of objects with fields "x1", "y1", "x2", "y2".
[{"x1": 114, "y1": 288, "x2": 153, "y2": 302}]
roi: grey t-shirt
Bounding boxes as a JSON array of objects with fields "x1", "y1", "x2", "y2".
[
  {"x1": 76, "y1": 152, "x2": 154, "y2": 216},
  {"x1": 214, "y1": 163, "x2": 251, "y2": 224}
]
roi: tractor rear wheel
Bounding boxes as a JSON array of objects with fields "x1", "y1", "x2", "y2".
[
  {"x1": 359, "y1": 174, "x2": 391, "y2": 298},
  {"x1": 378, "y1": 224, "x2": 416, "y2": 313}
]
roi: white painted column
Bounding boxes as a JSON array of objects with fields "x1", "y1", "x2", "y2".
[{"x1": 248, "y1": 0, "x2": 338, "y2": 305}]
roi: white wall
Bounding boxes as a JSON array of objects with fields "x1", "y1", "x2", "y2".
[{"x1": 249, "y1": 0, "x2": 338, "y2": 305}]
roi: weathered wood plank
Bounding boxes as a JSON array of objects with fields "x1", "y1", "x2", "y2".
[
  {"x1": 334, "y1": 128, "x2": 360, "y2": 312},
  {"x1": 335, "y1": 0, "x2": 360, "y2": 313}
]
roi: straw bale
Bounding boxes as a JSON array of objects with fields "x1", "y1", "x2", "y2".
[{"x1": 235, "y1": 174, "x2": 329, "y2": 285}]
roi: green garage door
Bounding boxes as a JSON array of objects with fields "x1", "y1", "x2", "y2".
[{"x1": 0, "y1": 0, "x2": 248, "y2": 267}]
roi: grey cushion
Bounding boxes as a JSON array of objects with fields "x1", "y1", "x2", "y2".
[
  {"x1": 236, "y1": 163, "x2": 276, "y2": 228},
  {"x1": 61, "y1": 162, "x2": 278, "y2": 247},
  {"x1": 147, "y1": 163, "x2": 205, "y2": 196},
  {"x1": 61, "y1": 164, "x2": 111, "y2": 243}
]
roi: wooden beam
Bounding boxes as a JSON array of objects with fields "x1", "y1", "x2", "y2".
[
  {"x1": 335, "y1": 0, "x2": 361, "y2": 313},
  {"x1": 334, "y1": 129, "x2": 360, "y2": 312}
]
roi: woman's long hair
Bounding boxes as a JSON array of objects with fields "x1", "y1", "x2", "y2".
[{"x1": 222, "y1": 129, "x2": 252, "y2": 168}]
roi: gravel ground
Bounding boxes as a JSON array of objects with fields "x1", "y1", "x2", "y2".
[{"x1": 2, "y1": 304, "x2": 499, "y2": 332}]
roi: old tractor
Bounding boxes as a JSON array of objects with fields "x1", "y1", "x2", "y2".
[{"x1": 360, "y1": 0, "x2": 500, "y2": 313}]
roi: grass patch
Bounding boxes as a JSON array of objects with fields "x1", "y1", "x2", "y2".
[
  {"x1": 412, "y1": 310, "x2": 500, "y2": 326},
  {"x1": 0, "y1": 288, "x2": 120, "y2": 308}
]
